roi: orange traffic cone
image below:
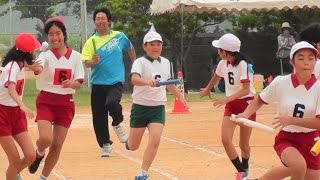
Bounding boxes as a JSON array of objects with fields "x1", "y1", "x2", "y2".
[{"x1": 171, "y1": 71, "x2": 190, "y2": 114}]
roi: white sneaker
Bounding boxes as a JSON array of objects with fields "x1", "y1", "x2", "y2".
[
  {"x1": 113, "y1": 124, "x2": 128, "y2": 143},
  {"x1": 101, "y1": 143, "x2": 112, "y2": 157}
]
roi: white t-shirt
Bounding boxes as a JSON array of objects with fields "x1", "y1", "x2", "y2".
[
  {"x1": 259, "y1": 74, "x2": 320, "y2": 133},
  {"x1": 0, "y1": 61, "x2": 25, "y2": 106},
  {"x1": 36, "y1": 48, "x2": 85, "y2": 95},
  {"x1": 131, "y1": 56, "x2": 171, "y2": 106},
  {"x1": 215, "y1": 60, "x2": 255, "y2": 98}
]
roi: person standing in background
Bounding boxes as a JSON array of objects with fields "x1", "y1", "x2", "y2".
[
  {"x1": 81, "y1": 7, "x2": 136, "y2": 157},
  {"x1": 276, "y1": 22, "x2": 296, "y2": 75}
]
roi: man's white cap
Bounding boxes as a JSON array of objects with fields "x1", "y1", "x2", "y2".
[
  {"x1": 290, "y1": 41, "x2": 318, "y2": 60},
  {"x1": 212, "y1": 33, "x2": 241, "y2": 52},
  {"x1": 143, "y1": 31, "x2": 163, "y2": 44}
]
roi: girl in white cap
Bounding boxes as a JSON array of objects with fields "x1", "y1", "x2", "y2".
[
  {"x1": 200, "y1": 33, "x2": 256, "y2": 180},
  {"x1": 125, "y1": 29, "x2": 188, "y2": 180},
  {"x1": 0, "y1": 33, "x2": 41, "y2": 180},
  {"x1": 238, "y1": 41, "x2": 320, "y2": 180}
]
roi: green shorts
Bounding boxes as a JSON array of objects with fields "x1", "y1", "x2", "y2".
[{"x1": 130, "y1": 103, "x2": 165, "y2": 128}]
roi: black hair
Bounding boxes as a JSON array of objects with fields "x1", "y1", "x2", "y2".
[
  {"x1": 225, "y1": 51, "x2": 253, "y2": 66},
  {"x1": 2, "y1": 46, "x2": 35, "y2": 67},
  {"x1": 299, "y1": 23, "x2": 320, "y2": 47},
  {"x1": 44, "y1": 20, "x2": 68, "y2": 42},
  {"x1": 93, "y1": 7, "x2": 112, "y2": 22}
]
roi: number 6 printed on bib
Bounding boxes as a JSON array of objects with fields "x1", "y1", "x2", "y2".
[{"x1": 53, "y1": 68, "x2": 72, "y2": 85}]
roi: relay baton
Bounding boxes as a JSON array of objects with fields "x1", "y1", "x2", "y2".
[
  {"x1": 230, "y1": 114, "x2": 275, "y2": 133},
  {"x1": 311, "y1": 138, "x2": 320, "y2": 156},
  {"x1": 155, "y1": 79, "x2": 181, "y2": 87},
  {"x1": 92, "y1": 38, "x2": 97, "y2": 53}
]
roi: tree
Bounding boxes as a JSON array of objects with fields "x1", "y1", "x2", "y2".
[
  {"x1": 104, "y1": 0, "x2": 227, "y2": 78},
  {"x1": 9, "y1": 0, "x2": 104, "y2": 42}
]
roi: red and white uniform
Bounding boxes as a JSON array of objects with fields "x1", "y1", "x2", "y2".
[
  {"x1": 259, "y1": 74, "x2": 320, "y2": 169},
  {"x1": 37, "y1": 48, "x2": 84, "y2": 95},
  {"x1": 35, "y1": 48, "x2": 84, "y2": 128},
  {"x1": 0, "y1": 61, "x2": 25, "y2": 106},
  {"x1": 215, "y1": 60, "x2": 255, "y2": 98},
  {"x1": 0, "y1": 61, "x2": 28, "y2": 136},
  {"x1": 259, "y1": 74, "x2": 320, "y2": 133}
]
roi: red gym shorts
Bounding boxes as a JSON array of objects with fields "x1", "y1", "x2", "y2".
[
  {"x1": 224, "y1": 97, "x2": 256, "y2": 120},
  {"x1": 0, "y1": 104, "x2": 27, "y2": 136},
  {"x1": 274, "y1": 130, "x2": 320, "y2": 170},
  {"x1": 35, "y1": 91, "x2": 75, "y2": 128}
]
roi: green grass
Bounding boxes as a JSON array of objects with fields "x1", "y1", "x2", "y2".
[{"x1": 23, "y1": 79, "x2": 223, "y2": 110}]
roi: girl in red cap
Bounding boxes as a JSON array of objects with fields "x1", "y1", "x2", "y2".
[
  {"x1": 0, "y1": 33, "x2": 41, "y2": 180},
  {"x1": 28, "y1": 16, "x2": 84, "y2": 180}
]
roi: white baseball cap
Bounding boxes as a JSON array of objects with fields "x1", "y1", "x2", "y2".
[
  {"x1": 290, "y1": 41, "x2": 318, "y2": 60},
  {"x1": 212, "y1": 33, "x2": 241, "y2": 52},
  {"x1": 143, "y1": 31, "x2": 163, "y2": 44}
]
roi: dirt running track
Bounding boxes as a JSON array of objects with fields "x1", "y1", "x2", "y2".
[{"x1": 0, "y1": 101, "x2": 285, "y2": 180}]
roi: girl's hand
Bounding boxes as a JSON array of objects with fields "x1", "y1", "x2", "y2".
[
  {"x1": 272, "y1": 115, "x2": 292, "y2": 129},
  {"x1": 200, "y1": 87, "x2": 212, "y2": 99},
  {"x1": 148, "y1": 79, "x2": 158, "y2": 87},
  {"x1": 28, "y1": 61, "x2": 42, "y2": 74},
  {"x1": 61, "y1": 79, "x2": 73, "y2": 88},
  {"x1": 178, "y1": 95, "x2": 189, "y2": 110},
  {"x1": 213, "y1": 97, "x2": 229, "y2": 108},
  {"x1": 20, "y1": 105, "x2": 34, "y2": 119}
]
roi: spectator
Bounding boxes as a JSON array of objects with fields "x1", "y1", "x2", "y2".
[{"x1": 276, "y1": 22, "x2": 296, "y2": 74}]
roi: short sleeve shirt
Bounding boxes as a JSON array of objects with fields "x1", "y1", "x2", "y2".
[
  {"x1": 215, "y1": 60, "x2": 255, "y2": 98},
  {"x1": 81, "y1": 31, "x2": 133, "y2": 85},
  {"x1": 131, "y1": 56, "x2": 171, "y2": 106},
  {"x1": 259, "y1": 74, "x2": 320, "y2": 133},
  {"x1": 36, "y1": 48, "x2": 85, "y2": 95},
  {"x1": 0, "y1": 61, "x2": 25, "y2": 106}
]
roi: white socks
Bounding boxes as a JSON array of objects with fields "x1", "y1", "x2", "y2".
[
  {"x1": 37, "y1": 149, "x2": 45, "y2": 156},
  {"x1": 137, "y1": 169, "x2": 148, "y2": 176},
  {"x1": 39, "y1": 175, "x2": 47, "y2": 180}
]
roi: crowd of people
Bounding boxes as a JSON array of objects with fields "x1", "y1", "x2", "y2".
[{"x1": 2, "y1": 5, "x2": 320, "y2": 180}]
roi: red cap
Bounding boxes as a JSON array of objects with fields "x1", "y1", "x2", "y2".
[
  {"x1": 15, "y1": 33, "x2": 41, "y2": 53},
  {"x1": 45, "y1": 16, "x2": 65, "y2": 26}
]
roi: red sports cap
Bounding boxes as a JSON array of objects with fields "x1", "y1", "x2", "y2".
[
  {"x1": 15, "y1": 33, "x2": 41, "y2": 53},
  {"x1": 45, "y1": 16, "x2": 65, "y2": 26}
]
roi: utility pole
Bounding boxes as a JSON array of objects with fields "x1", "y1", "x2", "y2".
[{"x1": 80, "y1": 0, "x2": 88, "y2": 49}]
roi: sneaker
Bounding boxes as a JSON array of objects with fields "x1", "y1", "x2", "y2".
[
  {"x1": 101, "y1": 143, "x2": 112, "y2": 157},
  {"x1": 135, "y1": 175, "x2": 149, "y2": 180},
  {"x1": 16, "y1": 174, "x2": 22, "y2": 180},
  {"x1": 235, "y1": 172, "x2": 247, "y2": 180},
  {"x1": 113, "y1": 124, "x2": 128, "y2": 143},
  {"x1": 28, "y1": 153, "x2": 44, "y2": 174}
]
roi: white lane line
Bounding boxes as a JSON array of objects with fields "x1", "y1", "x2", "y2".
[
  {"x1": 115, "y1": 150, "x2": 181, "y2": 180},
  {"x1": 30, "y1": 113, "x2": 269, "y2": 178},
  {"x1": 161, "y1": 135, "x2": 225, "y2": 157}
]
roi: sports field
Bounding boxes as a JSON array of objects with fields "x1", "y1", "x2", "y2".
[{"x1": 0, "y1": 100, "x2": 283, "y2": 180}]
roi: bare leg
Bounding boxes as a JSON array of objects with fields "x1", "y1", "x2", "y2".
[
  {"x1": 141, "y1": 123, "x2": 164, "y2": 171},
  {"x1": 41, "y1": 125, "x2": 68, "y2": 177}
]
